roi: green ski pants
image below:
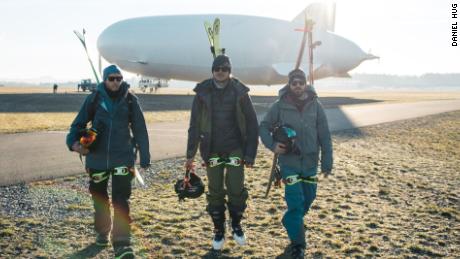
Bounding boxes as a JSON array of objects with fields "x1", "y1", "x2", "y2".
[{"x1": 206, "y1": 149, "x2": 248, "y2": 207}]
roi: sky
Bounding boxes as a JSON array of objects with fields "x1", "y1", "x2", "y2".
[{"x1": 0, "y1": 0, "x2": 459, "y2": 82}]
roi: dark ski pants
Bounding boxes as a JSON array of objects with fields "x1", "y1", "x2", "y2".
[
  {"x1": 281, "y1": 166, "x2": 317, "y2": 248},
  {"x1": 88, "y1": 167, "x2": 133, "y2": 247},
  {"x1": 206, "y1": 149, "x2": 248, "y2": 208}
]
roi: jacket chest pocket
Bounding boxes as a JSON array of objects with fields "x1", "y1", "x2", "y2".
[
  {"x1": 93, "y1": 106, "x2": 110, "y2": 131},
  {"x1": 116, "y1": 105, "x2": 131, "y2": 124},
  {"x1": 303, "y1": 114, "x2": 317, "y2": 129}
]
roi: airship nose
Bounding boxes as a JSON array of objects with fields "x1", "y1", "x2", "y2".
[
  {"x1": 97, "y1": 27, "x2": 115, "y2": 63},
  {"x1": 98, "y1": 20, "x2": 148, "y2": 66}
]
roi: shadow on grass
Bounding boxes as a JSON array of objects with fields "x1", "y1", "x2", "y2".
[
  {"x1": 201, "y1": 248, "x2": 243, "y2": 259},
  {"x1": 275, "y1": 245, "x2": 291, "y2": 259},
  {"x1": 68, "y1": 243, "x2": 106, "y2": 258}
]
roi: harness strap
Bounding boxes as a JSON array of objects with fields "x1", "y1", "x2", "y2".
[
  {"x1": 207, "y1": 156, "x2": 242, "y2": 167},
  {"x1": 113, "y1": 166, "x2": 130, "y2": 176},
  {"x1": 226, "y1": 157, "x2": 242, "y2": 167},
  {"x1": 91, "y1": 171, "x2": 109, "y2": 183},
  {"x1": 283, "y1": 175, "x2": 318, "y2": 186},
  {"x1": 90, "y1": 166, "x2": 131, "y2": 183},
  {"x1": 208, "y1": 157, "x2": 225, "y2": 167}
]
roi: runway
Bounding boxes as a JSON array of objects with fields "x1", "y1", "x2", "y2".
[{"x1": 1, "y1": 99, "x2": 459, "y2": 185}]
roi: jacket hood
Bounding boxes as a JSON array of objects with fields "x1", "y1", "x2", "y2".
[
  {"x1": 96, "y1": 82, "x2": 130, "y2": 100},
  {"x1": 94, "y1": 82, "x2": 130, "y2": 114}
]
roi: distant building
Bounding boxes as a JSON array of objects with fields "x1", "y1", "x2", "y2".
[{"x1": 138, "y1": 77, "x2": 168, "y2": 93}]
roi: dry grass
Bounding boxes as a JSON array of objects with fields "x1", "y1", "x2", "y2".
[
  {"x1": 1, "y1": 110, "x2": 459, "y2": 258},
  {"x1": 0, "y1": 86, "x2": 74, "y2": 94},
  {"x1": 0, "y1": 111, "x2": 190, "y2": 133},
  {"x1": 317, "y1": 91, "x2": 460, "y2": 103},
  {"x1": 143, "y1": 111, "x2": 190, "y2": 125},
  {"x1": 0, "y1": 112, "x2": 76, "y2": 133}
]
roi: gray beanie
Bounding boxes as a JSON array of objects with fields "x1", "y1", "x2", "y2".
[
  {"x1": 288, "y1": 68, "x2": 306, "y2": 84},
  {"x1": 212, "y1": 55, "x2": 232, "y2": 72}
]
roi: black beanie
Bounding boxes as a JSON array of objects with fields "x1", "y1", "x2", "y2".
[
  {"x1": 288, "y1": 68, "x2": 307, "y2": 84},
  {"x1": 212, "y1": 55, "x2": 232, "y2": 72}
]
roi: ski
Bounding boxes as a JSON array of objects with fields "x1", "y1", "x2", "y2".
[
  {"x1": 204, "y1": 18, "x2": 224, "y2": 58},
  {"x1": 265, "y1": 154, "x2": 281, "y2": 198},
  {"x1": 73, "y1": 29, "x2": 101, "y2": 84},
  {"x1": 204, "y1": 21, "x2": 215, "y2": 58},
  {"x1": 213, "y1": 18, "x2": 222, "y2": 56}
]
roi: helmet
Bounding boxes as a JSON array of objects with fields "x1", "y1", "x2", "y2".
[
  {"x1": 174, "y1": 170, "x2": 205, "y2": 201},
  {"x1": 272, "y1": 124, "x2": 301, "y2": 155},
  {"x1": 79, "y1": 127, "x2": 98, "y2": 149}
]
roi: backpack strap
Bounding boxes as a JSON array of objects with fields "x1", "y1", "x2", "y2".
[
  {"x1": 126, "y1": 92, "x2": 140, "y2": 158},
  {"x1": 276, "y1": 102, "x2": 281, "y2": 125},
  {"x1": 87, "y1": 91, "x2": 100, "y2": 123},
  {"x1": 270, "y1": 102, "x2": 282, "y2": 132},
  {"x1": 126, "y1": 92, "x2": 134, "y2": 124}
]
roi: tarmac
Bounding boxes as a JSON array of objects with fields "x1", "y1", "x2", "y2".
[{"x1": 1, "y1": 99, "x2": 460, "y2": 185}]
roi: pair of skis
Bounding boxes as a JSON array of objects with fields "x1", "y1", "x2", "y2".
[
  {"x1": 73, "y1": 29, "x2": 101, "y2": 84},
  {"x1": 295, "y1": 15, "x2": 321, "y2": 86},
  {"x1": 204, "y1": 18, "x2": 225, "y2": 58},
  {"x1": 265, "y1": 15, "x2": 320, "y2": 198}
]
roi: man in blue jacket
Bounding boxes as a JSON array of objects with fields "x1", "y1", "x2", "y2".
[
  {"x1": 259, "y1": 68, "x2": 333, "y2": 259},
  {"x1": 67, "y1": 65, "x2": 150, "y2": 258}
]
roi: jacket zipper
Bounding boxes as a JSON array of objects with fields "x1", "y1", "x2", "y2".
[
  {"x1": 299, "y1": 110, "x2": 304, "y2": 171},
  {"x1": 107, "y1": 120, "x2": 112, "y2": 169}
]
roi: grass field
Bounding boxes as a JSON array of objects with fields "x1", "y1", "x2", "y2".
[
  {"x1": 0, "y1": 111, "x2": 190, "y2": 133},
  {"x1": 1, "y1": 110, "x2": 458, "y2": 258}
]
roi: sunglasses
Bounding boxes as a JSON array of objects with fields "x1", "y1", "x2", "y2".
[
  {"x1": 213, "y1": 66, "x2": 230, "y2": 72},
  {"x1": 108, "y1": 76, "x2": 123, "y2": 82},
  {"x1": 290, "y1": 80, "x2": 306, "y2": 86}
]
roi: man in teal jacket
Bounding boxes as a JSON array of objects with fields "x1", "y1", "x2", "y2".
[
  {"x1": 67, "y1": 65, "x2": 150, "y2": 259},
  {"x1": 259, "y1": 68, "x2": 332, "y2": 258}
]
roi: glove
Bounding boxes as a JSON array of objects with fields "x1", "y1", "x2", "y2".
[
  {"x1": 185, "y1": 158, "x2": 194, "y2": 171},
  {"x1": 72, "y1": 141, "x2": 89, "y2": 156}
]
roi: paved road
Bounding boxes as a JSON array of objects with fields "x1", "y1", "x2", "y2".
[{"x1": 1, "y1": 99, "x2": 460, "y2": 185}]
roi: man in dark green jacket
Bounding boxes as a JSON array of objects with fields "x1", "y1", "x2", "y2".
[
  {"x1": 185, "y1": 55, "x2": 259, "y2": 251},
  {"x1": 259, "y1": 68, "x2": 333, "y2": 259},
  {"x1": 67, "y1": 65, "x2": 150, "y2": 259}
]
